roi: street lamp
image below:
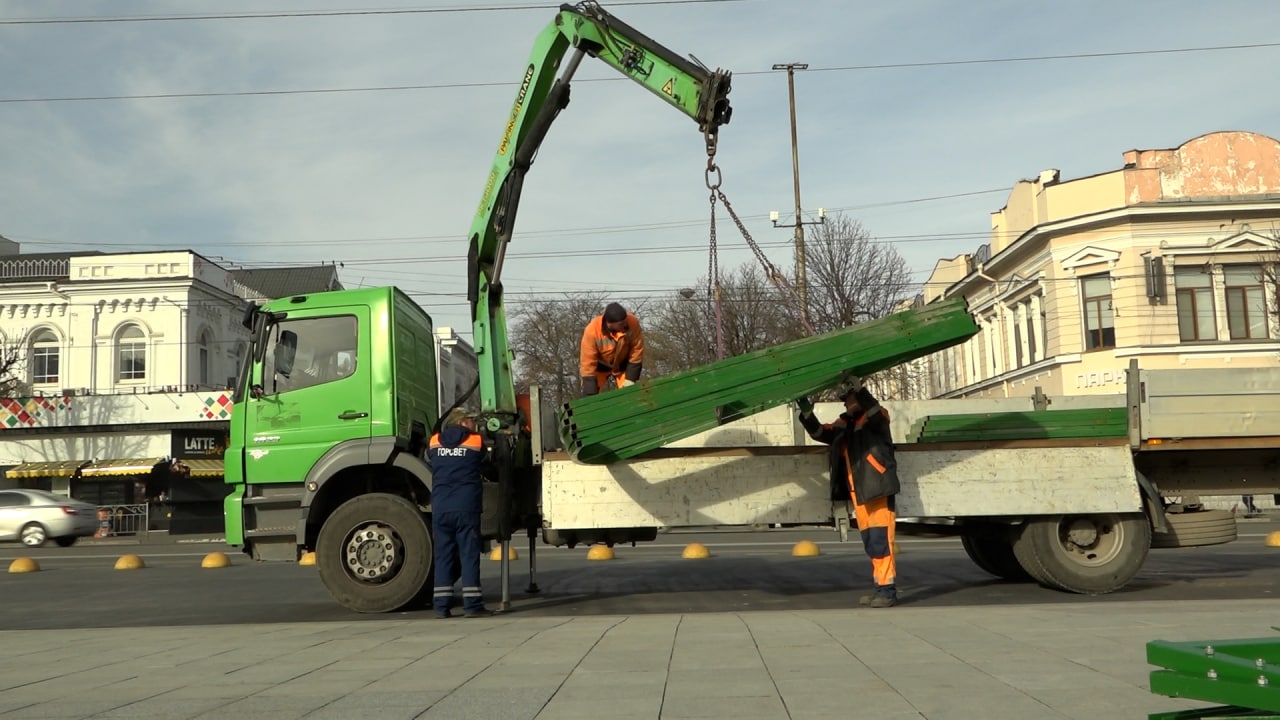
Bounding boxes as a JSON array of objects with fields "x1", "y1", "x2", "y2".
[{"x1": 770, "y1": 62, "x2": 821, "y2": 325}]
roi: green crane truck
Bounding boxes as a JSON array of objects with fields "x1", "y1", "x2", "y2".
[
  {"x1": 224, "y1": 2, "x2": 1279, "y2": 614},
  {"x1": 225, "y1": 0, "x2": 737, "y2": 613}
]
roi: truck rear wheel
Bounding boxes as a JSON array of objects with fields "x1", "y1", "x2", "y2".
[
  {"x1": 316, "y1": 493, "x2": 433, "y2": 613},
  {"x1": 1012, "y1": 513, "x2": 1150, "y2": 595},
  {"x1": 960, "y1": 533, "x2": 1031, "y2": 582}
]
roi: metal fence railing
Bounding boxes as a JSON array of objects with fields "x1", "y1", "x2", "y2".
[{"x1": 95, "y1": 504, "x2": 149, "y2": 537}]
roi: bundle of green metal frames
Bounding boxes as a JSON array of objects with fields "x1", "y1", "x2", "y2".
[{"x1": 558, "y1": 297, "x2": 979, "y2": 464}]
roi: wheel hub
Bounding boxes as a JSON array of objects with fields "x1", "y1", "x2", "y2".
[
  {"x1": 1059, "y1": 516, "x2": 1121, "y2": 566},
  {"x1": 1065, "y1": 519, "x2": 1099, "y2": 548},
  {"x1": 343, "y1": 523, "x2": 402, "y2": 582}
]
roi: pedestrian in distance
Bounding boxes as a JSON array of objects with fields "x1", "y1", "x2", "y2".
[
  {"x1": 580, "y1": 302, "x2": 645, "y2": 396},
  {"x1": 797, "y1": 385, "x2": 901, "y2": 607},
  {"x1": 425, "y1": 408, "x2": 496, "y2": 618}
]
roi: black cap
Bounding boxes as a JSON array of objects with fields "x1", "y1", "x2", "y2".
[{"x1": 603, "y1": 302, "x2": 627, "y2": 323}]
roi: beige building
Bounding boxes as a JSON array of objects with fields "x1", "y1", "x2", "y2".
[{"x1": 921, "y1": 130, "x2": 1280, "y2": 399}]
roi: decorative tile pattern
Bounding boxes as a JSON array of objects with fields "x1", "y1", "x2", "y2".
[
  {"x1": 201, "y1": 392, "x2": 234, "y2": 420},
  {"x1": 0, "y1": 396, "x2": 72, "y2": 429}
]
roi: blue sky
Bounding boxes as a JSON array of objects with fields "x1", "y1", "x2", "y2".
[{"x1": 2, "y1": 0, "x2": 1279, "y2": 338}]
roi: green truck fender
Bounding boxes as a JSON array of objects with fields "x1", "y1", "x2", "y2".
[{"x1": 296, "y1": 437, "x2": 434, "y2": 545}]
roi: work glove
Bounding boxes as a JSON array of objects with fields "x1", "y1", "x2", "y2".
[
  {"x1": 796, "y1": 397, "x2": 814, "y2": 416},
  {"x1": 581, "y1": 376, "x2": 599, "y2": 397},
  {"x1": 619, "y1": 378, "x2": 635, "y2": 388}
]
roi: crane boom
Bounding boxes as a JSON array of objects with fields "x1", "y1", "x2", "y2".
[{"x1": 466, "y1": 0, "x2": 732, "y2": 420}]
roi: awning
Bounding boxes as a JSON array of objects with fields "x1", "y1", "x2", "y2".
[
  {"x1": 184, "y1": 458, "x2": 224, "y2": 478},
  {"x1": 6, "y1": 460, "x2": 88, "y2": 479},
  {"x1": 79, "y1": 458, "x2": 165, "y2": 478}
]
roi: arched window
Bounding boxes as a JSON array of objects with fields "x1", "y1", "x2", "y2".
[
  {"x1": 29, "y1": 329, "x2": 60, "y2": 385},
  {"x1": 117, "y1": 325, "x2": 146, "y2": 382},
  {"x1": 197, "y1": 329, "x2": 213, "y2": 386}
]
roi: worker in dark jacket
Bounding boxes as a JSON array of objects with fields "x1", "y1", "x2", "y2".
[
  {"x1": 580, "y1": 302, "x2": 645, "y2": 396},
  {"x1": 425, "y1": 409, "x2": 495, "y2": 618},
  {"x1": 798, "y1": 385, "x2": 901, "y2": 607}
]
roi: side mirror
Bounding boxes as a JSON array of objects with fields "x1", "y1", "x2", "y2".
[
  {"x1": 240, "y1": 302, "x2": 259, "y2": 330},
  {"x1": 274, "y1": 330, "x2": 298, "y2": 376}
]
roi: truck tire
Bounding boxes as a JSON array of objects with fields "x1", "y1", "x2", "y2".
[
  {"x1": 316, "y1": 493, "x2": 433, "y2": 613},
  {"x1": 1012, "y1": 513, "x2": 1150, "y2": 595},
  {"x1": 960, "y1": 533, "x2": 1031, "y2": 582},
  {"x1": 1151, "y1": 509, "x2": 1237, "y2": 548}
]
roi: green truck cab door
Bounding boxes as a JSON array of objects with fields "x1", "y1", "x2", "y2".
[{"x1": 243, "y1": 309, "x2": 372, "y2": 485}]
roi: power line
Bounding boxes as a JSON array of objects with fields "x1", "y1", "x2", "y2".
[
  {"x1": 0, "y1": 0, "x2": 741, "y2": 25},
  {"x1": 3, "y1": 42, "x2": 1276, "y2": 104},
  {"x1": 6, "y1": 186, "x2": 1008, "y2": 250},
  {"x1": 812, "y1": 42, "x2": 1280, "y2": 72}
]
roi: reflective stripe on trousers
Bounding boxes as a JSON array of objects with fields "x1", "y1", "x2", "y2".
[{"x1": 841, "y1": 448, "x2": 897, "y2": 590}]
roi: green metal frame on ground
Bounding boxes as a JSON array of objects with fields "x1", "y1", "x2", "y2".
[
  {"x1": 558, "y1": 297, "x2": 979, "y2": 464},
  {"x1": 1147, "y1": 635, "x2": 1280, "y2": 719}
]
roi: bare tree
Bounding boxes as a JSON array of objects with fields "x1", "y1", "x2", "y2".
[
  {"x1": 1263, "y1": 231, "x2": 1280, "y2": 329},
  {"x1": 509, "y1": 293, "x2": 607, "y2": 410},
  {"x1": 800, "y1": 213, "x2": 926, "y2": 399},
  {"x1": 803, "y1": 213, "x2": 915, "y2": 333},
  {"x1": 646, "y1": 264, "x2": 804, "y2": 374},
  {"x1": 0, "y1": 343, "x2": 24, "y2": 397}
]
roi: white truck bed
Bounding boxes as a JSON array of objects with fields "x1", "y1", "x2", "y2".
[{"x1": 540, "y1": 405, "x2": 1141, "y2": 530}]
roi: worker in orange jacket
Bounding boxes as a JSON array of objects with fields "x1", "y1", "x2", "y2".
[
  {"x1": 798, "y1": 385, "x2": 901, "y2": 607},
  {"x1": 580, "y1": 302, "x2": 645, "y2": 396}
]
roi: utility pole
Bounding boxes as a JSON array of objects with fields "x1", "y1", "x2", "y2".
[{"x1": 770, "y1": 62, "x2": 821, "y2": 325}]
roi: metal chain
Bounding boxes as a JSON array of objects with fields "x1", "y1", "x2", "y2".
[
  {"x1": 702, "y1": 126, "x2": 811, "y2": 352},
  {"x1": 707, "y1": 189, "x2": 724, "y2": 359},
  {"x1": 714, "y1": 187, "x2": 816, "y2": 336}
]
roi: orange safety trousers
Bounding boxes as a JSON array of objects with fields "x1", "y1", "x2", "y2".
[{"x1": 843, "y1": 449, "x2": 897, "y2": 589}]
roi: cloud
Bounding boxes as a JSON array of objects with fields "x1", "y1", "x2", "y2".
[{"x1": 2, "y1": 0, "x2": 1279, "y2": 338}]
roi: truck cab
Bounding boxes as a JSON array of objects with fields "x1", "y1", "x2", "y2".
[{"x1": 225, "y1": 287, "x2": 498, "y2": 612}]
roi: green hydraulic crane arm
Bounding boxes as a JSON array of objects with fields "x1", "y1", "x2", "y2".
[{"x1": 466, "y1": 0, "x2": 733, "y2": 423}]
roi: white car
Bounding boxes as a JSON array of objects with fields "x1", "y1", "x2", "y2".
[{"x1": 0, "y1": 489, "x2": 100, "y2": 547}]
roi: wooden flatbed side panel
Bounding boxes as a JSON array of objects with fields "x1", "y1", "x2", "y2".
[
  {"x1": 542, "y1": 453, "x2": 831, "y2": 528},
  {"x1": 541, "y1": 445, "x2": 1142, "y2": 529},
  {"x1": 898, "y1": 444, "x2": 1142, "y2": 517}
]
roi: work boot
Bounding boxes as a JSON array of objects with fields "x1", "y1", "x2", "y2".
[
  {"x1": 860, "y1": 586, "x2": 898, "y2": 607},
  {"x1": 434, "y1": 610, "x2": 452, "y2": 619},
  {"x1": 868, "y1": 594, "x2": 898, "y2": 608},
  {"x1": 464, "y1": 608, "x2": 497, "y2": 618}
]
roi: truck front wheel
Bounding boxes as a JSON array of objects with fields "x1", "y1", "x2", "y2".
[
  {"x1": 316, "y1": 493, "x2": 433, "y2": 613},
  {"x1": 1012, "y1": 513, "x2": 1150, "y2": 595}
]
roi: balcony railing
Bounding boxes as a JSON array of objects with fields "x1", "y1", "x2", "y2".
[{"x1": 0, "y1": 257, "x2": 71, "y2": 280}]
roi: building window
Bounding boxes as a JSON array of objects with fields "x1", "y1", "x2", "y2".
[
  {"x1": 1174, "y1": 267, "x2": 1216, "y2": 341},
  {"x1": 1012, "y1": 314, "x2": 1024, "y2": 368},
  {"x1": 1081, "y1": 274, "x2": 1116, "y2": 350},
  {"x1": 117, "y1": 325, "x2": 146, "y2": 382},
  {"x1": 198, "y1": 330, "x2": 213, "y2": 386},
  {"x1": 1223, "y1": 265, "x2": 1269, "y2": 340},
  {"x1": 30, "y1": 329, "x2": 60, "y2": 385},
  {"x1": 1024, "y1": 300, "x2": 1037, "y2": 363},
  {"x1": 986, "y1": 317, "x2": 999, "y2": 376}
]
